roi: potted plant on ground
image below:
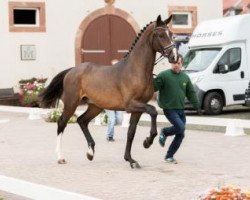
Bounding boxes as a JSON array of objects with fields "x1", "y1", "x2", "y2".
[{"x1": 18, "y1": 77, "x2": 47, "y2": 107}]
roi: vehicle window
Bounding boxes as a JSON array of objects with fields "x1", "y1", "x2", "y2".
[
  {"x1": 183, "y1": 48, "x2": 221, "y2": 72},
  {"x1": 215, "y1": 48, "x2": 241, "y2": 73}
]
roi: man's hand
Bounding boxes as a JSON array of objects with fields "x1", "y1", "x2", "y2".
[{"x1": 197, "y1": 108, "x2": 203, "y2": 115}]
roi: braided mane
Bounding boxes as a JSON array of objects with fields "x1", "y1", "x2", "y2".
[{"x1": 123, "y1": 21, "x2": 154, "y2": 58}]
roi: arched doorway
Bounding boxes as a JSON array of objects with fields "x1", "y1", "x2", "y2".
[
  {"x1": 81, "y1": 15, "x2": 136, "y2": 65},
  {"x1": 75, "y1": 6, "x2": 140, "y2": 65}
]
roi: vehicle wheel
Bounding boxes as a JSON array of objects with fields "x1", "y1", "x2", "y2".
[{"x1": 203, "y1": 92, "x2": 223, "y2": 115}]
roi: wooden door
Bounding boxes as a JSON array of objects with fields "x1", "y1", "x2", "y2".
[{"x1": 81, "y1": 15, "x2": 136, "y2": 65}]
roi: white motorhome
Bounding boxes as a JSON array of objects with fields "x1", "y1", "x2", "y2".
[{"x1": 183, "y1": 14, "x2": 250, "y2": 115}]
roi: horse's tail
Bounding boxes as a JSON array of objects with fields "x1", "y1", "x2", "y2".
[{"x1": 39, "y1": 68, "x2": 72, "y2": 108}]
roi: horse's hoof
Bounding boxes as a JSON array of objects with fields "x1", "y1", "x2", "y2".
[
  {"x1": 86, "y1": 147, "x2": 94, "y2": 161},
  {"x1": 57, "y1": 159, "x2": 66, "y2": 164},
  {"x1": 143, "y1": 139, "x2": 150, "y2": 149},
  {"x1": 86, "y1": 152, "x2": 94, "y2": 161},
  {"x1": 130, "y1": 162, "x2": 141, "y2": 169}
]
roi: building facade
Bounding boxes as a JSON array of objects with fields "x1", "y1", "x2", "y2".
[{"x1": 0, "y1": 0, "x2": 222, "y2": 88}]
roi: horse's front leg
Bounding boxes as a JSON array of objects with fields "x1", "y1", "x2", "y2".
[
  {"x1": 126, "y1": 101, "x2": 158, "y2": 149},
  {"x1": 142, "y1": 104, "x2": 158, "y2": 149},
  {"x1": 124, "y1": 112, "x2": 142, "y2": 168}
]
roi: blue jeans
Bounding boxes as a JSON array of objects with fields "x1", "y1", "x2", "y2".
[
  {"x1": 162, "y1": 109, "x2": 186, "y2": 158},
  {"x1": 106, "y1": 110, "x2": 123, "y2": 138}
]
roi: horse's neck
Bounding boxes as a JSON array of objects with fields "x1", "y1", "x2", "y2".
[{"x1": 126, "y1": 36, "x2": 156, "y2": 78}]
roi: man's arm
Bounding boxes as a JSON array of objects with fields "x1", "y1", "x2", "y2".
[
  {"x1": 153, "y1": 75, "x2": 164, "y2": 92},
  {"x1": 186, "y1": 78, "x2": 200, "y2": 110}
]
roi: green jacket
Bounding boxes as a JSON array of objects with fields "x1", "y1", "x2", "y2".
[{"x1": 153, "y1": 69, "x2": 200, "y2": 109}]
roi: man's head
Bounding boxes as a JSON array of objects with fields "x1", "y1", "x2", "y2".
[{"x1": 171, "y1": 54, "x2": 183, "y2": 73}]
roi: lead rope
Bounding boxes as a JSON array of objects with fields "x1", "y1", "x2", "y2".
[
  {"x1": 153, "y1": 55, "x2": 164, "y2": 77},
  {"x1": 154, "y1": 55, "x2": 164, "y2": 66}
]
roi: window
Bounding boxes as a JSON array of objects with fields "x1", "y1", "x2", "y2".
[
  {"x1": 172, "y1": 12, "x2": 191, "y2": 28},
  {"x1": 14, "y1": 9, "x2": 37, "y2": 25},
  {"x1": 168, "y1": 6, "x2": 197, "y2": 34},
  {"x1": 9, "y1": 2, "x2": 46, "y2": 32},
  {"x1": 183, "y1": 48, "x2": 221, "y2": 72},
  {"x1": 214, "y1": 48, "x2": 241, "y2": 73}
]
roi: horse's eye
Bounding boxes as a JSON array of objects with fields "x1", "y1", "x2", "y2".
[{"x1": 159, "y1": 34, "x2": 164, "y2": 38}]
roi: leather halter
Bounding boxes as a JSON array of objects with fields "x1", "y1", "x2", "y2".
[
  {"x1": 153, "y1": 26, "x2": 176, "y2": 57},
  {"x1": 153, "y1": 26, "x2": 176, "y2": 66}
]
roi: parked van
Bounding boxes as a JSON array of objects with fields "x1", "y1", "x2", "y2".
[{"x1": 183, "y1": 14, "x2": 250, "y2": 115}]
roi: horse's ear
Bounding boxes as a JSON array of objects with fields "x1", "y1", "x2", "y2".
[
  {"x1": 156, "y1": 15, "x2": 162, "y2": 26},
  {"x1": 164, "y1": 15, "x2": 173, "y2": 25}
]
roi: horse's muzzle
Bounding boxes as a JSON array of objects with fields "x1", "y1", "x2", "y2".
[
  {"x1": 164, "y1": 46, "x2": 178, "y2": 64},
  {"x1": 162, "y1": 45, "x2": 177, "y2": 62},
  {"x1": 168, "y1": 55, "x2": 177, "y2": 64},
  {"x1": 168, "y1": 51, "x2": 179, "y2": 64}
]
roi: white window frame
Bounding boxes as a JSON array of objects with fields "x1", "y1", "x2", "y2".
[
  {"x1": 172, "y1": 12, "x2": 192, "y2": 29},
  {"x1": 168, "y1": 6, "x2": 197, "y2": 34},
  {"x1": 9, "y1": 2, "x2": 46, "y2": 32}
]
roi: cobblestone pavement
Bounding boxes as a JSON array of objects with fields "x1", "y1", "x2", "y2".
[{"x1": 0, "y1": 111, "x2": 250, "y2": 200}]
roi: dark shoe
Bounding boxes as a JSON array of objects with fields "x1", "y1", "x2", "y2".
[
  {"x1": 164, "y1": 157, "x2": 178, "y2": 164},
  {"x1": 107, "y1": 137, "x2": 115, "y2": 142},
  {"x1": 159, "y1": 129, "x2": 166, "y2": 147}
]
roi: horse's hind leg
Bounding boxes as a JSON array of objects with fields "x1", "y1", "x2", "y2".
[
  {"x1": 77, "y1": 104, "x2": 103, "y2": 161},
  {"x1": 56, "y1": 100, "x2": 78, "y2": 164}
]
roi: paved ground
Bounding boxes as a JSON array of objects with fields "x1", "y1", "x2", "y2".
[{"x1": 0, "y1": 111, "x2": 250, "y2": 200}]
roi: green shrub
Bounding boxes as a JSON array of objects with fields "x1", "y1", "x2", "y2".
[
  {"x1": 100, "y1": 110, "x2": 108, "y2": 125},
  {"x1": 45, "y1": 108, "x2": 77, "y2": 123}
]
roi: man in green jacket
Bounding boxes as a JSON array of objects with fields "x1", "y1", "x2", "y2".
[{"x1": 154, "y1": 55, "x2": 201, "y2": 164}]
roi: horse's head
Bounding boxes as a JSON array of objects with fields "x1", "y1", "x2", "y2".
[{"x1": 152, "y1": 15, "x2": 178, "y2": 64}]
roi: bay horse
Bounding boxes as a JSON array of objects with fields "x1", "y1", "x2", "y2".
[{"x1": 39, "y1": 15, "x2": 178, "y2": 168}]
